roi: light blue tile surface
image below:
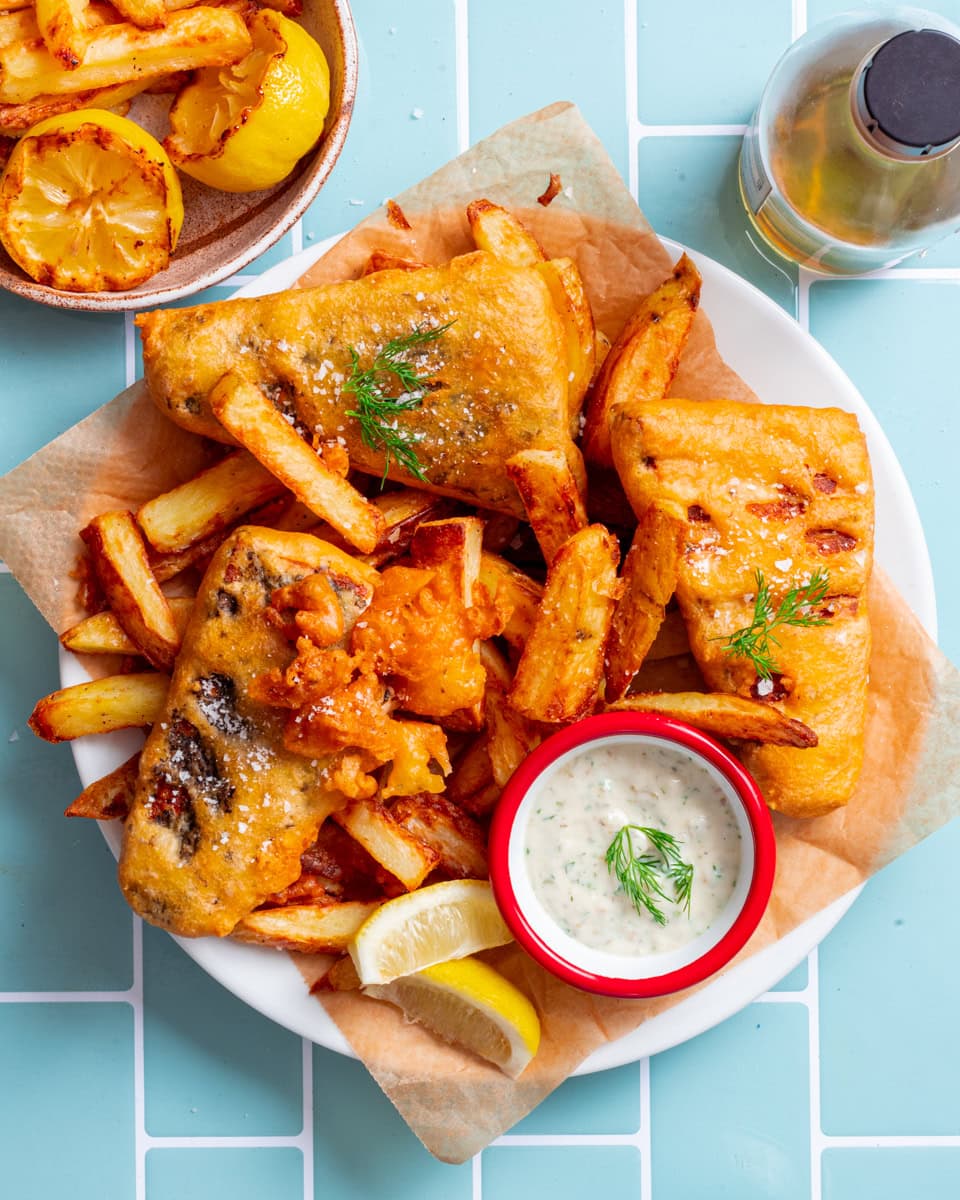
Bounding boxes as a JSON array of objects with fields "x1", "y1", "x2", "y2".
[
  {"x1": 638, "y1": 1, "x2": 792, "y2": 125},
  {"x1": 510, "y1": 1062, "x2": 641, "y2": 1135},
  {"x1": 2, "y1": 4, "x2": 960, "y2": 1197},
  {"x1": 0, "y1": 292, "x2": 125, "y2": 472},
  {"x1": 312, "y1": 1048, "x2": 473, "y2": 1198},
  {"x1": 0, "y1": 1003, "x2": 134, "y2": 1198},
  {"x1": 481, "y1": 1147, "x2": 641, "y2": 1200},
  {"x1": 819, "y1": 820, "x2": 960, "y2": 1135},
  {"x1": 301, "y1": 0, "x2": 459, "y2": 242},
  {"x1": 0, "y1": 576, "x2": 133, "y2": 991},
  {"x1": 809, "y1": 279, "x2": 960, "y2": 664},
  {"x1": 637, "y1": 135, "x2": 798, "y2": 313},
  {"x1": 650, "y1": 1003, "x2": 810, "y2": 1198},
  {"x1": 469, "y1": 1, "x2": 628, "y2": 182},
  {"x1": 143, "y1": 925, "x2": 304, "y2": 1136},
  {"x1": 146, "y1": 1148, "x2": 304, "y2": 1200},
  {"x1": 822, "y1": 1148, "x2": 960, "y2": 1199}
]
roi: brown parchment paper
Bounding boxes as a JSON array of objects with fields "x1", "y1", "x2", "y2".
[{"x1": 2, "y1": 102, "x2": 959, "y2": 1162}]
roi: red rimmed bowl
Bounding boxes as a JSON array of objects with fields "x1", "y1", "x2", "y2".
[{"x1": 488, "y1": 711, "x2": 776, "y2": 998}]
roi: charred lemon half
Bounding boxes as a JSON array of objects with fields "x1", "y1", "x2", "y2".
[
  {"x1": 0, "y1": 108, "x2": 183, "y2": 292},
  {"x1": 165, "y1": 10, "x2": 330, "y2": 194}
]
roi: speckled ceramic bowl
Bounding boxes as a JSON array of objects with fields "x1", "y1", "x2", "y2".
[{"x1": 0, "y1": 0, "x2": 357, "y2": 312}]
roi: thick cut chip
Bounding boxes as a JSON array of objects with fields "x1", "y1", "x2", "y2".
[
  {"x1": 61, "y1": 596, "x2": 194, "y2": 655},
  {"x1": 611, "y1": 397, "x2": 873, "y2": 817},
  {"x1": 234, "y1": 900, "x2": 380, "y2": 952},
  {"x1": 80, "y1": 510, "x2": 181, "y2": 670},
  {"x1": 466, "y1": 198, "x2": 545, "y2": 266},
  {"x1": 137, "y1": 248, "x2": 580, "y2": 516},
  {"x1": 210, "y1": 372, "x2": 384, "y2": 555},
  {"x1": 482, "y1": 641, "x2": 543, "y2": 786},
  {"x1": 582, "y1": 253, "x2": 701, "y2": 468},
  {"x1": 390, "y1": 792, "x2": 488, "y2": 880},
  {"x1": 334, "y1": 795, "x2": 439, "y2": 891},
  {"x1": 65, "y1": 753, "x2": 140, "y2": 819},
  {"x1": 509, "y1": 524, "x2": 622, "y2": 723},
  {"x1": 604, "y1": 505, "x2": 684, "y2": 701},
  {"x1": 505, "y1": 448, "x2": 587, "y2": 565},
  {"x1": 30, "y1": 673, "x2": 168, "y2": 742},
  {"x1": 610, "y1": 693, "x2": 818, "y2": 748},
  {"x1": 118, "y1": 528, "x2": 362, "y2": 937},
  {"x1": 137, "y1": 450, "x2": 285, "y2": 555},
  {"x1": 35, "y1": 0, "x2": 89, "y2": 68},
  {"x1": 478, "y1": 551, "x2": 542, "y2": 650}
]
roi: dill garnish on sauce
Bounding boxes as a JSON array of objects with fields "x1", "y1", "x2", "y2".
[
  {"x1": 605, "y1": 824, "x2": 694, "y2": 926},
  {"x1": 720, "y1": 568, "x2": 831, "y2": 681},
  {"x1": 343, "y1": 321, "x2": 454, "y2": 485}
]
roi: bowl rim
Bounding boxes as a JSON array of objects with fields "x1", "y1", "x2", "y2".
[
  {"x1": 488, "y1": 711, "x2": 777, "y2": 998},
  {"x1": 0, "y1": 0, "x2": 358, "y2": 313}
]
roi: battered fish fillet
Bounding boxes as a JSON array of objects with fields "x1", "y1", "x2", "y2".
[
  {"x1": 136, "y1": 251, "x2": 583, "y2": 516},
  {"x1": 611, "y1": 399, "x2": 874, "y2": 818},
  {"x1": 119, "y1": 527, "x2": 377, "y2": 937}
]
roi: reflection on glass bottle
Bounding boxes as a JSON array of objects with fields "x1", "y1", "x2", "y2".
[{"x1": 740, "y1": 9, "x2": 960, "y2": 274}]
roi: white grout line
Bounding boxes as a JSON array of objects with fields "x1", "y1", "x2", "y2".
[
  {"x1": 639, "y1": 123, "x2": 748, "y2": 137},
  {"x1": 808, "y1": 948, "x2": 824, "y2": 1200},
  {"x1": 493, "y1": 1132, "x2": 642, "y2": 1147},
  {"x1": 639, "y1": 1054, "x2": 652, "y2": 1199},
  {"x1": 472, "y1": 1151, "x2": 482, "y2": 1199},
  {"x1": 798, "y1": 266, "x2": 813, "y2": 329},
  {"x1": 124, "y1": 311, "x2": 136, "y2": 388},
  {"x1": 454, "y1": 0, "x2": 470, "y2": 154},
  {"x1": 0, "y1": 989, "x2": 135, "y2": 1002},
  {"x1": 144, "y1": 1135, "x2": 305, "y2": 1149},
  {"x1": 624, "y1": 0, "x2": 639, "y2": 199},
  {"x1": 792, "y1": 0, "x2": 807, "y2": 41},
  {"x1": 824, "y1": 1135, "x2": 960, "y2": 1148},
  {"x1": 132, "y1": 917, "x2": 147, "y2": 1200},
  {"x1": 300, "y1": 1038, "x2": 314, "y2": 1200},
  {"x1": 291, "y1": 220, "x2": 304, "y2": 257}
]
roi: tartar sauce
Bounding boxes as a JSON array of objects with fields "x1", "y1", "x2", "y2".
[{"x1": 525, "y1": 740, "x2": 742, "y2": 956}]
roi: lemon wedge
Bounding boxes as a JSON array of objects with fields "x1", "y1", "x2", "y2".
[
  {"x1": 0, "y1": 108, "x2": 183, "y2": 292},
  {"x1": 164, "y1": 9, "x2": 330, "y2": 193},
  {"x1": 365, "y1": 957, "x2": 541, "y2": 1078},
  {"x1": 350, "y1": 879, "x2": 513, "y2": 986}
]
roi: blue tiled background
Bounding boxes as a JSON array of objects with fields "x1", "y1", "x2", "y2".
[{"x1": 2, "y1": 2, "x2": 959, "y2": 1198}]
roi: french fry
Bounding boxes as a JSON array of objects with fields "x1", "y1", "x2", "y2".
[
  {"x1": 0, "y1": 7, "x2": 251, "y2": 104},
  {"x1": 210, "y1": 372, "x2": 384, "y2": 555},
  {"x1": 60, "y1": 595, "x2": 194, "y2": 655},
  {"x1": 334, "y1": 796, "x2": 439, "y2": 891},
  {"x1": 605, "y1": 505, "x2": 684, "y2": 701},
  {"x1": 0, "y1": 79, "x2": 149, "y2": 134},
  {"x1": 136, "y1": 451, "x2": 286, "y2": 555},
  {"x1": 80, "y1": 510, "x2": 181, "y2": 669},
  {"x1": 362, "y1": 249, "x2": 428, "y2": 275},
  {"x1": 535, "y1": 257, "x2": 596, "y2": 418},
  {"x1": 390, "y1": 793, "x2": 488, "y2": 880},
  {"x1": 481, "y1": 641, "x2": 542, "y2": 787},
  {"x1": 478, "y1": 551, "x2": 542, "y2": 650},
  {"x1": 466, "y1": 198, "x2": 545, "y2": 266},
  {"x1": 581, "y1": 253, "x2": 701, "y2": 468},
  {"x1": 646, "y1": 608, "x2": 690, "y2": 662},
  {"x1": 409, "y1": 516, "x2": 484, "y2": 607},
  {"x1": 505, "y1": 448, "x2": 587, "y2": 564},
  {"x1": 29, "y1": 672, "x2": 168, "y2": 742},
  {"x1": 65, "y1": 752, "x2": 140, "y2": 819},
  {"x1": 234, "y1": 901, "x2": 381, "y2": 952},
  {"x1": 0, "y1": 0, "x2": 32, "y2": 11},
  {"x1": 36, "y1": 0, "x2": 89, "y2": 69},
  {"x1": 0, "y1": 7, "x2": 39, "y2": 48},
  {"x1": 593, "y1": 328, "x2": 612, "y2": 377},
  {"x1": 479, "y1": 510, "x2": 520, "y2": 553},
  {"x1": 509, "y1": 524, "x2": 622, "y2": 723},
  {"x1": 446, "y1": 737, "x2": 494, "y2": 807},
  {"x1": 609, "y1": 692, "x2": 818, "y2": 749},
  {"x1": 110, "y1": 0, "x2": 165, "y2": 29},
  {"x1": 324, "y1": 954, "x2": 361, "y2": 991},
  {"x1": 456, "y1": 780, "x2": 501, "y2": 818}
]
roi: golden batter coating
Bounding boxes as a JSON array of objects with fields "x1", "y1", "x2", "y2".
[
  {"x1": 136, "y1": 251, "x2": 582, "y2": 516},
  {"x1": 119, "y1": 527, "x2": 376, "y2": 937},
  {"x1": 611, "y1": 398, "x2": 874, "y2": 818}
]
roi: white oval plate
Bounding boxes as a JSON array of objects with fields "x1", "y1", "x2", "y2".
[{"x1": 65, "y1": 235, "x2": 936, "y2": 1074}]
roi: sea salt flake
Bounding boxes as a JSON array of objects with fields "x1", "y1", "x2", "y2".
[
  {"x1": 756, "y1": 678, "x2": 774, "y2": 697},
  {"x1": 774, "y1": 558, "x2": 793, "y2": 571}
]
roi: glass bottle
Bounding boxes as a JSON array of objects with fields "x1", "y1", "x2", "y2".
[{"x1": 739, "y1": 8, "x2": 960, "y2": 273}]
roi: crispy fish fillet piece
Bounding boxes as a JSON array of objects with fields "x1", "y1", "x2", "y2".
[
  {"x1": 137, "y1": 250, "x2": 582, "y2": 516},
  {"x1": 611, "y1": 398, "x2": 874, "y2": 818},
  {"x1": 119, "y1": 527, "x2": 378, "y2": 937}
]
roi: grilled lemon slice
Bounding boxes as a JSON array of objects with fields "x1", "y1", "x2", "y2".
[
  {"x1": 164, "y1": 9, "x2": 330, "y2": 193},
  {"x1": 0, "y1": 108, "x2": 183, "y2": 292}
]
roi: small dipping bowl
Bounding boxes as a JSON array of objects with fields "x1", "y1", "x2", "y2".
[{"x1": 488, "y1": 712, "x2": 776, "y2": 998}]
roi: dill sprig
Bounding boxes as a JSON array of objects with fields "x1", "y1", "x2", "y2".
[
  {"x1": 604, "y1": 825, "x2": 694, "y2": 927},
  {"x1": 343, "y1": 322, "x2": 454, "y2": 485},
  {"x1": 720, "y1": 568, "x2": 831, "y2": 681}
]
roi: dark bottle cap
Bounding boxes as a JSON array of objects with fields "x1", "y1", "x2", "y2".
[{"x1": 861, "y1": 28, "x2": 960, "y2": 153}]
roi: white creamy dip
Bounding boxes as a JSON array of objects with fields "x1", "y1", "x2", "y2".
[{"x1": 524, "y1": 740, "x2": 742, "y2": 956}]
